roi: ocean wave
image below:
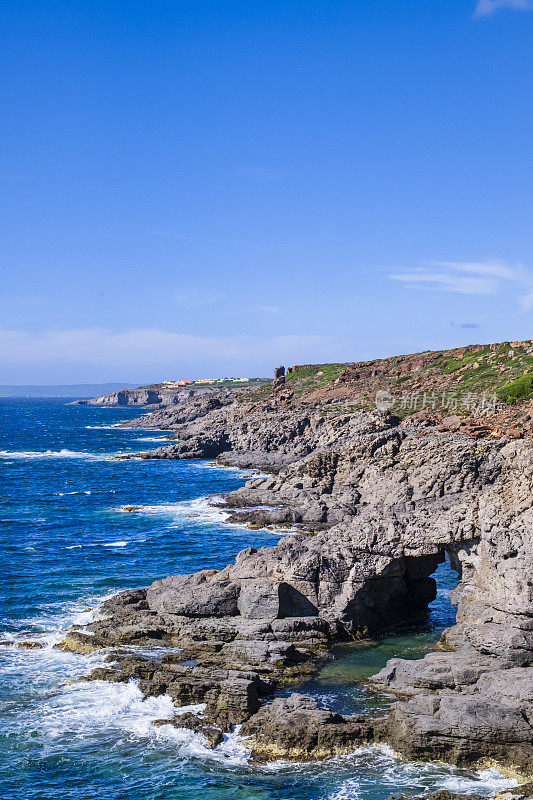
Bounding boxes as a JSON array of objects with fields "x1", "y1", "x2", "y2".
[
  {"x1": 190, "y1": 462, "x2": 267, "y2": 478},
  {"x1": 113, "y1": 426, "x2": 170, "y2": 432},
  {"x1": 321, "y1": 745, "x2": 516, "y2": 798},
  {"x1": 368, "y1": 744, "x2": 515, "y2": 797},
  {"x1": 84, "y1": 425, "x2": 120, "y2": 430},
  {"x1": 23, "y1": 679, "x2": 174, "y2": 741},
  {"x1": 442, "y1": 768, "x2": 517, "y2": 794},
  {"x1": 0, "y1": 449, "x2": 114, "y2": 461},
  {"x1": 121, "y1": 496, "x2": 289, "y2": 535},
  {"x1": 135, "y1": 436, "x2": 172, "y2": 442},
  {"x1": 85, "y1": 424, "x2": 170, "y2": 432},
  {"x1": 0, "y1": 593, "x2": 112, "y2": 650},
  {"x1": 143, "y1": 713, "x2": 251, "y2": 765},
  {"x1": 191, "y1": 462, "x2": 246, "y2": 472},
  {"x1": 136, "y1": 496, "x2": 232, "y2": 526},
  {"x1": 20, "y1": 678, "x2": 251, "y2": 765},
  {"x1": 64, "y1": 540, "x2": 130, "y2": 550},
  {"x1": 327, "y1": 776, "x2": 362, "y2": 800}
]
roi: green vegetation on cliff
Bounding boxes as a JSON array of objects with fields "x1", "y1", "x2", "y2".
[
  {"x1": 245, "y1": 340, "x2": 533, "y2": 410},
  {"x1": 496, "y1": 374, "x2": 533, "y2": 403},
  {"x1": 285, "y1": 364, "x2": 347, "y2": 393}
]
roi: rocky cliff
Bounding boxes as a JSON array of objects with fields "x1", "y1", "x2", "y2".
[
  {"x1": 75, "y1": 380, "x2": 268, "y2": 407},
  {"x1": 75, "y1": 385, "x2": 221, "y2": 407},
  {"x1": 63, "y1": 348, "x2": 533, "y2": 781}
]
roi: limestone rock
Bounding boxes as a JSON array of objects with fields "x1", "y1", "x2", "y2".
[
  {"x1": 240, "y1": 693, "x2": 380, "y2": 760},
  {"x1": 146, "y1": 572, "x2": 240, "y2": 617}
]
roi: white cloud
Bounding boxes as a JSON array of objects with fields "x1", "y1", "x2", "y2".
[
  {"x1": 390, "y1": 260, "x2": 533, "y2": 308},
  {"x1": 474, "y1": 0, "x2": 533, "y2": 16},
  {"x1": 435, "y1": 260, "x2": 523, "y2": 280},
  {"x1": 257, "y1": 305, "x2": 280, "y2": 314},
  {"x1": 0, "y1": 327, "x2": 341, "y2": 383},
  {"x1": 389, "y1": 270, "x2": 497, "y2": 295}
]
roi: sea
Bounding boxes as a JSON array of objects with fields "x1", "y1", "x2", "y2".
[{"x1": 0, "y1": 398, "x2": 516, "y2": 800}]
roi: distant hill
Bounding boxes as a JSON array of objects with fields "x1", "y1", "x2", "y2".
[
  {"x1": 260, "y1": 340, "x2": 533, "y2": 405},
  {"x1": 0, "y1": 383, "x2": 139, "y2": 398},
  {"x1": 245, "y1": 339, "x2": 533, "y2": 412}
]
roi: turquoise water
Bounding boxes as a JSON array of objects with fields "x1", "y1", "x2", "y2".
[{"x1": 0, "y1": 399, "x2": 515, "y2": 800}]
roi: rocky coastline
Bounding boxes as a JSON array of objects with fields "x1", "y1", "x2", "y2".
[{"x1": 59, "y1": 359, "x2": 533, "y2": 792}]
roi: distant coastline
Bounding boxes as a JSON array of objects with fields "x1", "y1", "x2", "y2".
[{"x1": 0, "y1": 383, "x2": 138, "y2": 398}]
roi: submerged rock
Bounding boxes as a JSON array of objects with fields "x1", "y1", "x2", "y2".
[{"x1": 17, "y1": 640, "x2": 45, "y2": 649}]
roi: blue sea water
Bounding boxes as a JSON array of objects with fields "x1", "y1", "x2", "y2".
[{"x1": 0, "y1": 399, "x2": 516, "y2": 800}]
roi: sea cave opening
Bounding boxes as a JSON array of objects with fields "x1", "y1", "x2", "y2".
[
  {"x1": 300, "y1": 550, "x2": 462, "y2": 716},
  {"x1": 401, "y1": 548, "x2": 461, "y2": 635}
]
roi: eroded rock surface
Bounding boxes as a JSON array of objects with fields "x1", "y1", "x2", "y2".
[
  {"x1": 64, "y1": 391, "x2": 532, "y2": 778},
  {"x1": 240, "y1": 693, "x2": 380, "y2": 760}
]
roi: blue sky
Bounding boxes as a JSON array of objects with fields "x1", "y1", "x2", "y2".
[{"x1": 1, "y1": 0, "x2": 533, "y2": 382}]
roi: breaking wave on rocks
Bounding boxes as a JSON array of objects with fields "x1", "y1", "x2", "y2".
[
  {"x1": 324, "y1": 747, "x2": 516, "y2": 799},
  {"x1": 124, "y1": 496, "x2": 291, "y2": 535},
  {"x1": 1, "y1": 656, "x2": 516, "y2": 797},
  {"x1": 134, "y1": 496, "x2": 235, "y2": 525}
]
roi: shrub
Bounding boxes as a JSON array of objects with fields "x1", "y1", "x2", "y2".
[{"x1": 496, "y1": 373, "x2": 533, "y2": 403}]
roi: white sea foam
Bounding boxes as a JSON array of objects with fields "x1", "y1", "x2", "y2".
[
  {"x1": 191, "y1": 462, "x2": 245, "y2": 473},
  {"x1": 31, "y1": 679, "x2": 175, "y2": 741},
  {"x1": 85, "y1": 425, "x2": 169, "y2": 431},
  {"x1": 65, "y1": 539, "x2": 133, "y2": 550},
  {"x1": 173, "y1": 703, "x2": 206, "y2": 716},
  {"x1": 364, "y1": 744, "x2": 515, "y2": 797},
  {"x1": 135, "y1": 436, "x2": 172, "y2": 442},
  {"x1": 125, "y1": 496, "x2": 289, "y2": 535},
  {"x1": 190, "y1": 462, "x2": 268, "y2": 478},
  {"x1": 154, "y1": 716, "x2": 251, "y2": 765},
  {"x1": 227, "y1": 741, "x2": 516, "y2": 795},
  {"x1": 23, "y1": 678, "x2": 251, "y2": 765},
  {"x1": 328, "y1": 776, "x2": 362, "y2": 800},
  {"x1": 0, "y1": 449, "x2": 114, "y2": 461},
  {"x1": 1, "y1": 596, "x2": 105, "y2": 650},
  {"x1": 113, "y1": 426, "x2": 170, "y2": 432},
  {"x1": 84, "y1": 425, "x2": 120, "y2": 429},
  {"x1": 139, "y1": 496, "x2": 232, "y2": 526},
  {"x1": 442, "y1": 768, "x2": 517, "y2": 794},
  {"x1": 65, "y1": 541, "x2": 130, "y2": 550},
  {"x1": 256, "y1": 744, "x2": 516, "y2": 799},
  {"x1": 57, "y1": 490, "x2": 92, "y2": 496},
  {"x1": 191, "y1": 462, "x2": 270, "y2": 479}
]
